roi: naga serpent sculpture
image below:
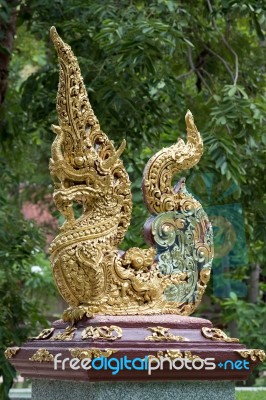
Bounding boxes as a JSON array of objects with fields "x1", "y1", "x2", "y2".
[{"x1": 49, "y1": 27, "x2": 213, "y2": 323}]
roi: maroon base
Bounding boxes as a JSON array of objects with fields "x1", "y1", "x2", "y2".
[{"x1": 10, "y1": 315, "x2": 259, "y2": 382}]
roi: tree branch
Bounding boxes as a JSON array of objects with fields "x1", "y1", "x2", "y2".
[
  {"x1": 0, "y1": 1, "x2": 17, "y2": 108},
  {"x1": 206, "y1": 0, "x2": 239, "y2": 85},
  {"x1": 203, "y1": 44, "x2": 235, "y2": 83},
  {"x1": 187, "y1": 47, "x2": 213, "y2": 94},
  {"x1": 175, "y1": 69, "x2": 194, "y2": 81}
]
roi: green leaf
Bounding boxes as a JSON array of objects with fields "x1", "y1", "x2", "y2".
[
  {"x1": 213, "y1": 94, "x2": 221, "y2": 102},
  {"x1": 221, "y1": 161, "x2": 227, "y2": 174},
  {"x1": 228, "y1": 86, "x2": 237, "y2": 97},
  {"x1": 229, "y1": 292, "x2": 238, "y2": 301},
  {"x1": 183, "y1": 38, "x2": 194, "y2": 47}
]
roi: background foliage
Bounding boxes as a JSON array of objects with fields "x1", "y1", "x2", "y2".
[{"x1": 0, "y1": 0, "x2": 265, "y2": 397}]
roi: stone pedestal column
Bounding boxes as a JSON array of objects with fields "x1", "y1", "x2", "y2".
[{"x1": 32, "y1": 380, "x2": 235, "y2": 400}]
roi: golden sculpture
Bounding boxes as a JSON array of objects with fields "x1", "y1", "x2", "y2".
[{"x1": 49, "y1": 27, "x2": 213, "y2": 322}]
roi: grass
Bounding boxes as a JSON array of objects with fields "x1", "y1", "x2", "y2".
[{"x1": 236, "y1": 391, "x2": 266, "y2": 400}]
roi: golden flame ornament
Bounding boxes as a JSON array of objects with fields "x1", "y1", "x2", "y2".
[{"x1": 49, "y1": 27, "x2": 213, "y2": 323}]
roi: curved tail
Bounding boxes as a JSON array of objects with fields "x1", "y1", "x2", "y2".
[{"x1": 142, "y1": 110, "x2": 203, "y2": 214}]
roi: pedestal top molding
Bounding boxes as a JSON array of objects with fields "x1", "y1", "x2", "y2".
[
  {"x1": 7, "y1": 315, "x2": 265, "y2": 381},
  {"x1": 6, "y1": 27, "x2": 265, "y2": 384}
]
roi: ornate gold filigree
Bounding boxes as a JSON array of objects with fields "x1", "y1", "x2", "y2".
[
  {"x1": 48, "y1": 26, "x2": 214, "y2": 319},
  {"x1": 201, "y1": 327, "x2": 239, "y2": 343},
  {"x1": 30, "y1": 328, "x2": 55, "y2": 340},
  {"x1": 146, "y1": 327, "x2": 189, "y2": 342},
  {"x1": 151, "y1": 350, "x2": 202, "y2": 361},
  {"x1": 81, "y1": 326, "x2": 122, "y2": 341},
  {"x1": 235, "y1": 349, "x2": 266, "y2": 362},
  {"x1": 4, "y1": 347, "x2": 20, "y2": 359},
  {"x1": 51, "y1": 326, "x2": 76, "y2": 341},
  {"x1": 29, "y1": 348, "x2": 54, "y2": 362},
  {"x1": 62, "y1": 306, "x2": 93, "y2": 324},
  {"x1": 69, "y1": 348, "x2": 118, "y2": 360}
]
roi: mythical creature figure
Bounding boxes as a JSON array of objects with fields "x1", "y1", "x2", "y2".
[{"x1": 49, "y1": 27, "x2": 213, "y2": 323}]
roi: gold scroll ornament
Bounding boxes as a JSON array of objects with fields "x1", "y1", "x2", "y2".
[
  {"x1": 148, "y1": 350, "x2": 202, "y2": 361},
  {"x1": 51, "y1": 326, "x2": 76, "y2": 341},
  {"x1": 81, "y1": 326, "x2": 122, "y2": 341},
  {"x1": 201, "y1": 327, "x2": 239, "y2": 343},
  {"x1": 4, "y1": 347, "x2": 20, "y2": 359},
  {"x1": 146, "y1": 326, "x2": 189, "y2": 342},
  {"x1": 31, "y1": 328, "x2": 55, "y2": 340},
  {"x1": 29, "y1": 349, "x2": 54, "y2": 362},
  {"x1": 235, "y1": 349, "x2": 266, "y2": 362},
  {"x1": 69, "y1": 348, "x2": 118, "y2": 360}
]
